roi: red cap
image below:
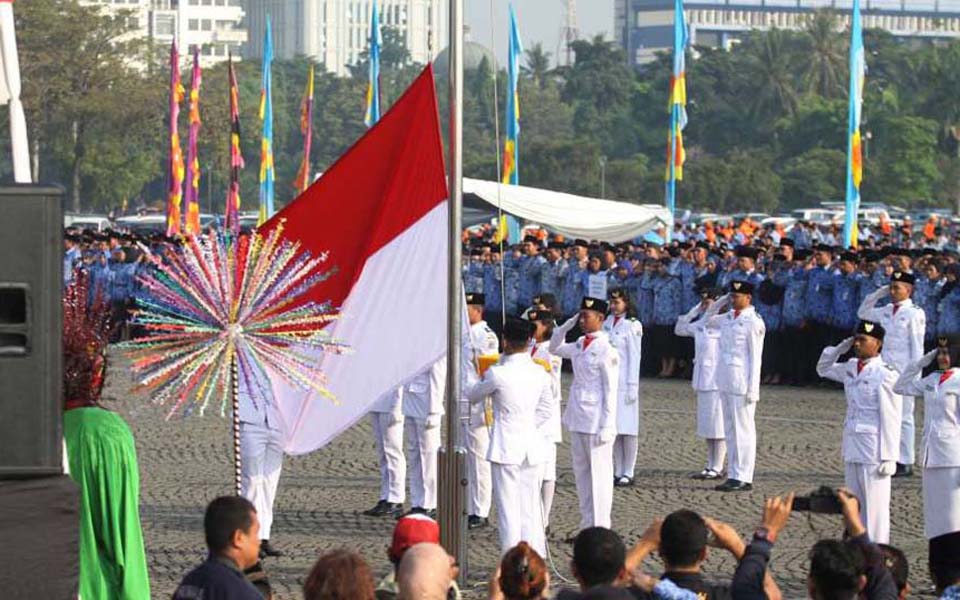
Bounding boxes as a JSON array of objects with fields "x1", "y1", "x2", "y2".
[{"x1": 389, "y1": 514, "x2": 439, "y2": 562}]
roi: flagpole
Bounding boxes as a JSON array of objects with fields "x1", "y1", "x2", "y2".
[{"x1": 439, "y1": 0, "x2": 467, "y2": 582}]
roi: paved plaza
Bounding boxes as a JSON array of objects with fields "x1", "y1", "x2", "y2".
[{"x1": 103, "y1": 352, "x2": 931, "y2": 599}]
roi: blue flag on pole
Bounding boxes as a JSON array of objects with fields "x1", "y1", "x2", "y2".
[
  {"x1": 843, "y1": 0, "x2": 865, "y2": 248},
  {"x1": 258, "y1": 15, "x2": 275, "y2": 225},
  {"x1": 503, "y1": 5, "x2": 523, "y2": 243},
  {"x1": 364, "y1": 4, "x2": 381, "y2": 127}
]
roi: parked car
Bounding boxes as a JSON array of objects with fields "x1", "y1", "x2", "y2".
[{"x1": 64, "y1": 214, "x2": 112, "y2": 231}]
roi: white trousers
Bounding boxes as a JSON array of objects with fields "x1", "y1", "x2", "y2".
[
  {"x1": 721, "y1": 393, "x2": 757, "y2": 484},
  {"x1": 405, "y1": 418, "x2": 440, "y2": 510},
  {"x1": 923, "y1": 466, "x2": 960, "y2": 539},
  {"x1": 371, "y1": 412, "x2": 406, "y2": 504},
  {"x1": 569, "y1": 432, "x2": 614, "y2": 529},
  {"x1": 240, "y1": 421, "x2": 284, "y2": 540},
  {"x1": 464, "y1": 423, "x2": 492, "y2": 518},
  {"x1": 492, "y1": 459, "x2": 546, "y2": 557},
  {"x1": 845, "y1": 462, "x2": 891, "y2": 544},
  {"x1": 900, "y1": 394, "x2": 916, "y2": 465},
  {"x1": 613, "y1": 435, "x2": 639, "y2": 478}
]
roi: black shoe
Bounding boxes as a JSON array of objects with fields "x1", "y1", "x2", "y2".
[
  {"x1": 715, "y1": 479, "x2": 753, "y2": 492},
  {"x1": 259, "y1": 539, "x2": 283, "y2": 558},
  {"x1": 363, "y1": 500, "x2": 388, "y2": 516},
  {"x1": 893, "y1": 463, "x2": 914, "y2": 478},
  {"x1": 614, "y1": 476, "x2": 634, "y2": 487},
  {"x1": 467, "y1": 515, "x2": 489, "y2": 530}
]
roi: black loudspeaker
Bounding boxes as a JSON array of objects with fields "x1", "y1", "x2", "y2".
[{"x1": 0, "y1": 185, "x2": 64, "y2": 478}]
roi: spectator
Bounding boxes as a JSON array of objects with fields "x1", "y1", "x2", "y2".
[
  {"x1": 929, "y1": 531, "x2": 960, "y2": 598},
  {"x1": 377, "y1": 514, "x2": 458, "y2": 600},
  {"x1": 488, "y1": 542, "x2": 550, "y2": 600},
  {"x1": 878, "y1": 544, "x2": 909, "y2": 600},
  {"x1": 172, "y1": 496, "x2": 263, "y2": 600},
  {"x1": 808, "y1": 540, "x2": 865, "y2": 600},
  {"x1": 397, "y1": 542, "x2": 458, "y2": 600},
  {"x1": 303, "y1": 549, "x2": 376, "y2": 600}
]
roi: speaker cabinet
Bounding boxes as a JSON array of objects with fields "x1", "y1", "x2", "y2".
[{"x1": 0, "y1": 185, "x2": 64, "y2": 478}]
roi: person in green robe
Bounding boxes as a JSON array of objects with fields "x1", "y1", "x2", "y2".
[{"x1": 62, "y1": 272, "x2": 151, "y2": 599}]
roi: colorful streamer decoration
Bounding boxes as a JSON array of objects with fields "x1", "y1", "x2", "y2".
[
  {"x1": 225, "y1": 53, "x2": 244, "y2": 235},
  {"x1": 184, "y1": 47, "x2": 202, "y2": 236},
  {"x1": 294, "y1": 64, "x2": 314, "y2": 193},
  {"x1": 166, "y1": 41, "x2": 186, "y2": 237},
  {"x1": 123, "y1": 224, "x2": 347, "y2": 419}
]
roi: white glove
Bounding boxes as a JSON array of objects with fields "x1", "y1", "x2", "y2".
[
  {"x1": 869, "y1": 287, "x2": 889, "y2": 301},
  {"x1": 559, "y1": 314, "x2": 579, "y2": 332},
  {"x1": 877, "y1": 461, "x2": 897, "y2": 477},
  {"x1": 627, "y1": 385, "x2": 639, "y2": 405},
  {"x1": 390, "y1": 409, "x2": 404, "y2": 427},
  {"x1": 599, "y1": 429, "x2": 616, "y2": 444},
  {"x1": 922, "y1": 349, "x2": 939, "y2": 367},
  {"x1": 836, "y1": 337, "x2": 855, "y2": 354},
  {"x1": 425, "y1": 414, "x2": 441, "y2": 430}
]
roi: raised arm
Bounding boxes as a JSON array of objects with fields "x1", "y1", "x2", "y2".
[
  {"x1": 548, "y1": 314, "x2": 580, "y2": 358},
  {"x1": 816, "y1": 337, "x2": 854, "y2": 383},
  {"x1": 674, "y1": 304, "x2": 701, "y2": 338},
  {"x1": 894, "y1": 350, "x2": 936, "y2": 397},
  {"x1": 858, "y1": 287, "x2": 887, "y2": 321}
]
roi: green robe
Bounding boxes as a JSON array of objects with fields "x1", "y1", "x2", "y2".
[{"x1": 64, "y1": 407, "x2": 151, "y2": 599}]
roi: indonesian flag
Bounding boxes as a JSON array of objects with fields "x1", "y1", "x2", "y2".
[{"x1": 258, "y1": 66, "x2": 449, "y2": 454}]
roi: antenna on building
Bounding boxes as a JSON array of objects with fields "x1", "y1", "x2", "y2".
[{"x1": 558, "y1": 0, "x2": 579, "y2": 66}]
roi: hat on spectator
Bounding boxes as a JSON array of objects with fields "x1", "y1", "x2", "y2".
[{"x1": 389, "y1": 514, "x2": 440, "y2": 563}]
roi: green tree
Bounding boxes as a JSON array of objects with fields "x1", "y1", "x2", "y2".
[
  {"x1": 523, "y1": 43, "x2": 552, "y2": 89},
  {"x1": 779, "y1": 148, "x2": 846, "y2": 209},
  {"x1": 801, "y1": 10, "x2": 845, "y2": 97},
  {"x1": 739, "y1": 28, "x2": 801, "y2": 122}
]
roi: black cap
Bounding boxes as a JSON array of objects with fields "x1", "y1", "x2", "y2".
[
  {"x1": 503, "y1": 317, "x2": 535, "y2": 344},
  {"x1": 814, "y1": 243, "x2": 834, "y2": 254},
  {"x1": 469, "y1": 247, "x2": 483, "y2": 256},
  {"x1": 523, "y1": 234, "x2": 539, "y2": 244},
  {"x1": 609, "y1": 288, "x2": 627, "y2": 300},
  {"x1": 573, "y1": 239, "x2": 589, "y2": 248},
  {"x1": 794, "y1": 249, "x2": 813, "y2": 261},
  {"x1": 695, "y1": 241, "x2": 710, "y2": 250},
  {"x1": 735, "y1": 245, "x2": 761, "y2": 260},
  {"x1": 465, "y1": 292, "x2": 485, "y2": 305},
  {"x1": 891, "y1": 271, "x2": 916, "y2": 285},
  {"x1": 527, "y1": 309, "x2": 555, "y2": 322},
  {"x1": 531, "y1": 293, "x2": 557, "y2": 307},
  {"x1": 840, "y1": 252, "x2": 858, "y2": 263},
  {"x1": 580, "y1": 296, "x2": 609, "y2": 313},
  {"x1": 856, "y1": 320, "x2": 886, "y2": 341},
  {"x1": 729, "y1": 280, "x2": 755, "y2": 295},
  {"x1": 547, "y1": 240, "x2": 565, "y2": 250},
  {"x1": 779, "y1": 238, "x2": 795, "y2": 248}
]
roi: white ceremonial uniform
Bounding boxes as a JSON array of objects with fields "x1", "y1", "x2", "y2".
[
  {"x1": 706, "y1": 304, "x2": 765, "y2": 484},
  {"x1": 895, "y1": 353, "x2": 960, "y2": 539},
  {"x1": 859, "y1": 290, "x2": 926, "y2": 465},
  {"x1": 369, "y1": 386, "x2": 406, "y2": 504},
  {"x1": 403, "y1": 358, "x2": 446, "y2": 511},
  {"x1": 603, "y1": 314, "x2": 643, "y2": 478},
  {"x1": 238, "y1": 368, "x2": 284, "y2": 541},
  {"x1": 676, "y1": 301, "x2": 726, "y2": 472},
  {"x1": 550, "y1": 318, "x2": 619, "y2": 529},
  {"x1": 462, "y1": 320, "x2": 499, "y2": 519},
  {"x1": 466, "y1": 352, "x2": 553, "y2": 556},
  {"x1": 531, "y1": 341, "x2": 563, "y2": 483},
  {"x1": 818, "y1": 342, "x2": 901, "y2": 544}
]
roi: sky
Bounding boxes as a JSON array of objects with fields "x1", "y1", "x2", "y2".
[{"x1": 464, "y1": 0, "x2": 615, "y2": 68}]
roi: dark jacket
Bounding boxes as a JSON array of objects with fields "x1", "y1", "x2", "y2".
[{"x1": 172, "y1": 555, "x2": 263, "y2": 600}]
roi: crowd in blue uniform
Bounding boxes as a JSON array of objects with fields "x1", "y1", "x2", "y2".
[{"x1": 463, "y1": 225, "x2": 960, "y2": 385}]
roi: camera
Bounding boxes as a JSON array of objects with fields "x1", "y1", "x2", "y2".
[{"x1": 792, "y1": 486, "x2": 843, "y2": 514}]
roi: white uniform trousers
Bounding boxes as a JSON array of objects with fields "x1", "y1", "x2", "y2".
[
  {"x1": 900, "y1": 394, "x2": 916, "y2": 465},
  {"x1": 613, "y1": 435, "x2": 639, "y2": 478},
  {"x1": 844, "y1": 462, "x2": 892, "y2": 544},
  {"x1": 923, "y1": 466, "x2": 960, "y2": 539},
  {"x1": 405, "y1": 418, "x2": 440, "y2": 510},
  {"x1": 721, "y1": 393, "x2": 757, "y2": 484},
  {"x1": 371, "y1": 412, "x2": 406, "y2": 504},
  {"x1": 240, "y1": 421, "x2": 284, "y2": 540},
  {"x1": 492, "y1": 458, "x2": 546, "y2": 557},
  {"x1": 464, "y1": 423, "x2": 492, "y2": 518},
  {"x1": 569, "y1": 432, "x2": 614, "y2": 529}
]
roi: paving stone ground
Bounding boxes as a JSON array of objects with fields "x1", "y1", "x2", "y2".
[{"x1": 102, "y1": 352, "x2": 933, "y2": 599}]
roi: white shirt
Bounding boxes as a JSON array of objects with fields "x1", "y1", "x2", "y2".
[
  {"x1": 461, "y1": 320, "x2": 500, "y2": 427},
  {"x1": 706, "y1": 305, "x2": 765, "y2": 401},
  {"x1": 858, "y1": 292, "x2": 925, "y2": 370},
  {"x1": 675, "y1": 303, "x2": 722, "y2": 393},
  {"x1": 604, "y1": 314, "x2": 643, "y2": 397},
  {"x1": 818, "y1": 347, "x2": 901, "y2": 465},
  {"x1": 403, "y1": 357, "x2": 446, "y2": 420},
  {"x1": 531, "y1": 340, "x2": 563, "y2": 443},
  {"x1": 896, "y1": 360, "x2": 960, "y2": 468},
  {"x1": 549, "y1": 328, "x2": 619, "y2": 436},
  {"x1": 465, "y1": 353, "x2": 553, "y2": 466}
]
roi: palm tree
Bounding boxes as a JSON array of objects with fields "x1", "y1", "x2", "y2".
[
  {"x1": 523, "y1": 43, "x2": 552, "y2": 89},
  {"x1": 802, "y1": 10, "x2": 845, "y2": 97},
  {"x1": 742, "y1": 28, "x2": 800, "y2": 121}
]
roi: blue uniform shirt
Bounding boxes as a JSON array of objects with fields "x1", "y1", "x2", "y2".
[
  {"x1": 483, "y1": 263, "x2": 503, "y2": 314},
  {"x1": 540, "y1": 258, "x2": 567, "y2": 297},
  {"x1": 652, "y1": 272, "x2": 683, "y2": 326},
  {"x1": 561, "y1": 259, "x2": 586, "y2": 317},
  {"x1": 938, "y1": 285, "x2": 960, "y2": 337},
  {"x1": 805, "y1": 266, "x2": 835, "y2": 323},
  {"x1": 637, "y1": 272, "x2": 656, "y2": 326},
  {"x1": 830, "y1": 271, "x2": 864, "y2": 333},
  {"x1": 915, "y1": 275, "x2": 943, "y2": 341},
  {"x1": 778, "y1": 266, "x2": 807, "y2": 328},
  {"x1": 517, "y1": 254, "x2": 546, "y2": 309}
]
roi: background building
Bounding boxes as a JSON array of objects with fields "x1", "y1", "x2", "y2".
[
  {"x1": 616, "y1": 0, "x2": 960, "y2": 65},
  {"x1": 243, "y1": 0, "x2": 447, "y2": 76},
  {"x1": 80, "y1": 0, "x2": 248, "y2": 66}
]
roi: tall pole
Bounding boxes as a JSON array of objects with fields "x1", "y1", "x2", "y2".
[{"x1": 439, "y1": 0, "x2": 467, "y2": 582}]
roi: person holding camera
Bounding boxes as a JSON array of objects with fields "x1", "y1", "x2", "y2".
[
  {"x1": 816, "y1": 321, "x2": 902, "y2": 544},
  {"x1": 893, "y1": 336, "x2": 960, "y2": 540}
]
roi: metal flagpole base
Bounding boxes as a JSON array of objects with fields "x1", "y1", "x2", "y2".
[{"x1": 437, "y1": 446, "x2": 468, "y2": 584}]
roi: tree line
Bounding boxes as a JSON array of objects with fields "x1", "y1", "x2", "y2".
[{"x1": 8, "y1": 1, "x2": 960, "y2": 215}]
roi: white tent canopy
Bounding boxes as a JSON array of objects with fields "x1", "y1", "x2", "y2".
[{"x1": 463, "y1": 178, "x2": 671, "y2": 243}]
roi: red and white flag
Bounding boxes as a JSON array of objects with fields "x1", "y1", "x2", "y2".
[{"x1": 259, "y1": 66, "x2": 449, "y2": 454}]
